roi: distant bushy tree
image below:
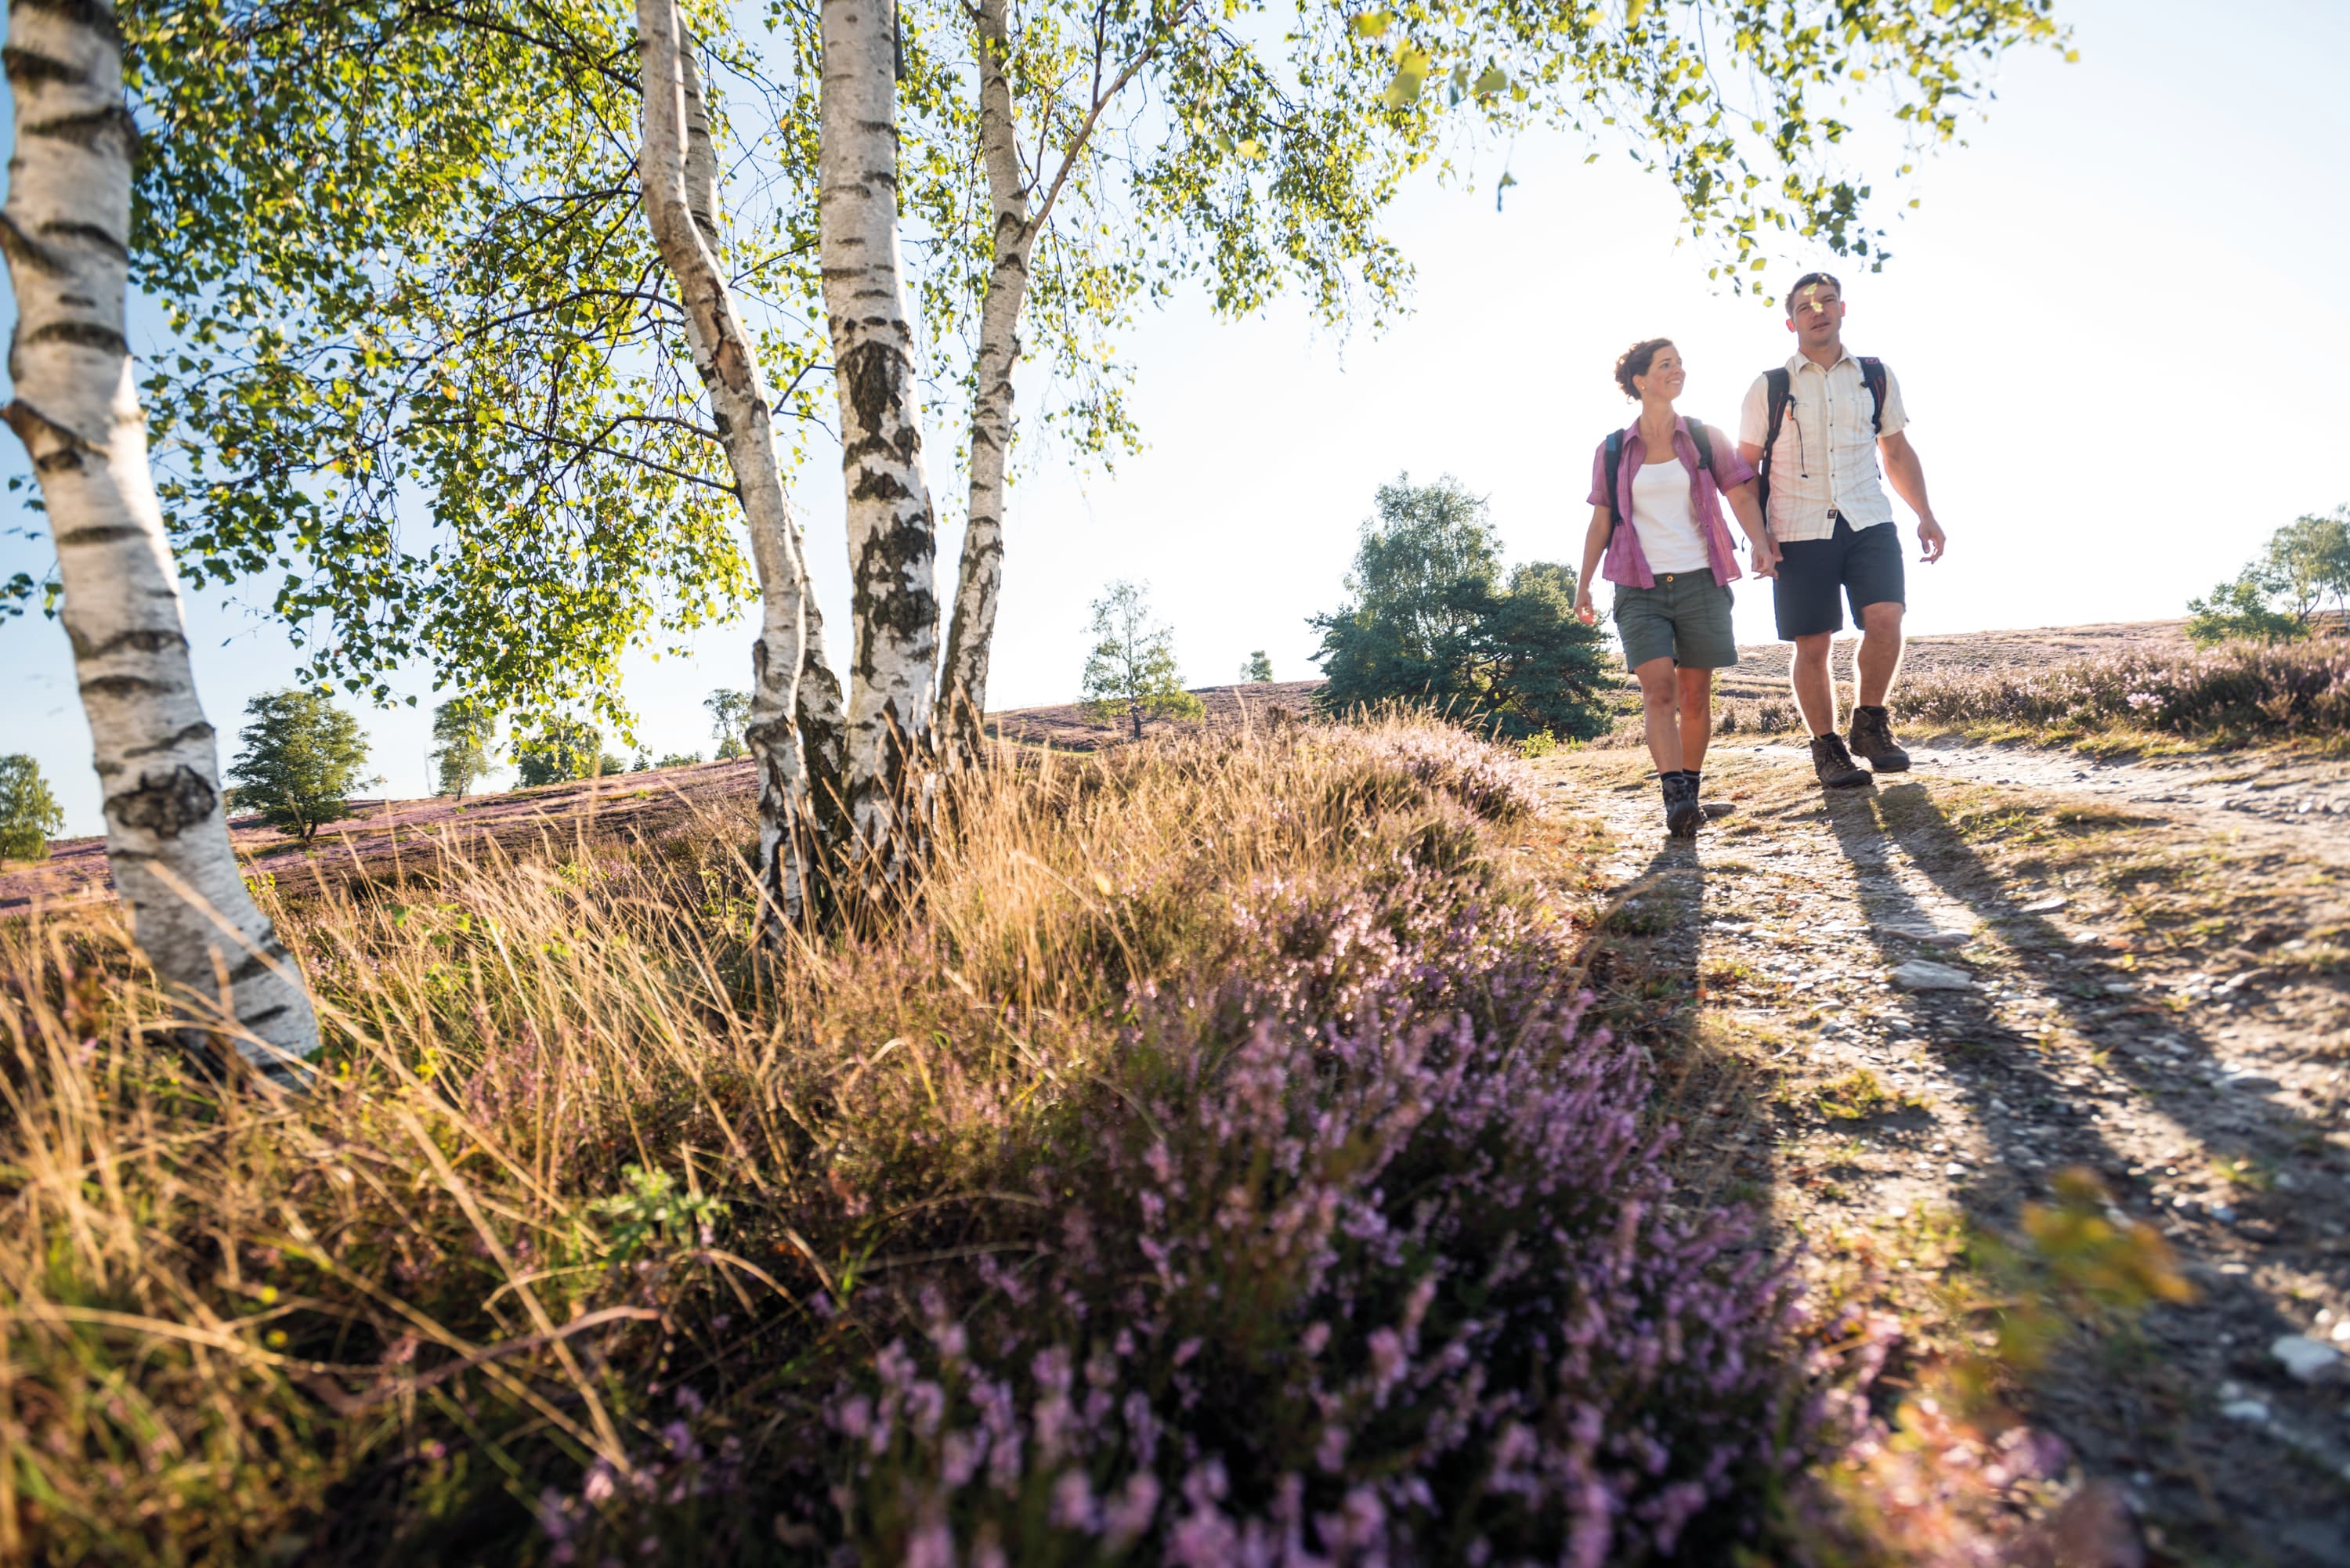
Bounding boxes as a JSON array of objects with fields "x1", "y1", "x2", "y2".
[
  {"x1": 2186, "y1": 508, "x2": 2350, "y2": 645},
  {"x1": 1311, "y1": 475, "x2": 1610, "y2": 741},
  {"x1": 704, "y1": 689, "x2": 751, "y2": 761},
  {"x1": 226, "y1": 690, "x2": 379, "y2": 842},
  {"x1": 430, "y1": 698, "x2": 497, "y2": 797},
  {"x1": 1079, "y1": 582, "x2": 1206, "y2": 741},
  {"x1": 655, "y1": 751, "x2": 704, "y2": 769},
  {"x1": 1240, "y1": 649, "x2": 1274, "y2": 683},
  {"x1": 515, "y1": 718, "x2": 606, "y2": 786},
  {"x1": 0, "y1": 754, "x2": 66, "y2": 861}
]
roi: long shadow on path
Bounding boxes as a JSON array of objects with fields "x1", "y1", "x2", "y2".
[{"x1": 1819, "y1": 779, "x2": 2350, "y2": 1568}]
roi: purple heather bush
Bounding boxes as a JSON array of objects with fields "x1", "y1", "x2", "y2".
[
  {"x1": 1895, "y1": 638, "x2": 2350, "y2": 745},
  {"x1": 819, "y1": 869, "x2": 1808, "y2": 1566},
  {"x1": 2, "y1": 717, "x2": 1832, "y2": 1566}
]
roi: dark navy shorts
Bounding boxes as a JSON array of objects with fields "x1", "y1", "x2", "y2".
[{"x1": 1771, "y1": 515, "x2": 1905, "y2": 639}]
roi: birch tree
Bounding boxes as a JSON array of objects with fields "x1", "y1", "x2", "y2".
[
  {"x1": 635, "y1": 0, "x2": 848, "y2": 925},
  {"x1": 1, "y1": 0, "x2": 316, "y2": 1084}
]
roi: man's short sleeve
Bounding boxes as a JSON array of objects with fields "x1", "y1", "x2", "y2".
[
  {"x1": 1585, "y1": 439, "x2": 1611, "y2": 511},
  {"x1": 1703, "y1": 425, "x2": 1758, "y2": 490},
  {"x1": 1875, "y1": 364, "x2": 1909, "y2": 439},
  {"x1": 1737, "y1": 375, "x2": 1771, "y2": 449}
]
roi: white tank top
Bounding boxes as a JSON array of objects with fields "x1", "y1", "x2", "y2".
[{"x1": 1629, "y1": 460, "x2": 1711, "y2": 574}]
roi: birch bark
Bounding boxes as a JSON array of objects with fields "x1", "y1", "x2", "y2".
[
  {"x1": 820, "y1": 0, "x2": 940, "y2": 879},
  {"x1": 936, "y1": 0, "x2": 1032, "y2": 768},
  {"x1": 635, "y1": 0, "x2": 849, "y2": 929},
  {"x1": 1, "y1": 0, "x2": 317, "y2": 1084}
]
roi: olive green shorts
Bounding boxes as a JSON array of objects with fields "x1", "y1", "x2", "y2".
[{"x1": 1611, "y1": 569, "x2": 1737, "y2": 672}]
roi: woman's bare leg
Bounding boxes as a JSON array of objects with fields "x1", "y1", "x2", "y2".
[
  {"x1": 1675, "y1": 667, "x2": 1715, "y2": 774},
  {"x1": 1636, "y1": 656, "x2": 1683, "y2": 775}
]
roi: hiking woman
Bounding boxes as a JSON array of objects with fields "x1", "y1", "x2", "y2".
[{"x1": 1573, "y1": 338, "x2": 1778, "y2": 837}]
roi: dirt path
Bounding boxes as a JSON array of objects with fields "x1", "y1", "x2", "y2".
[{"x1": 1538, "y1": 739, "x2": 2350, "y2": 1567}]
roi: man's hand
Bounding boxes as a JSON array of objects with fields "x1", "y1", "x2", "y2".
[{"x1": 1917, "y1": 516, "x2": 1947, "y2": 564}]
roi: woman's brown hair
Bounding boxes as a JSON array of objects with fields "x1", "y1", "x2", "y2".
[{"x1": 1613, "y1": 338, "x2": 1674, "y2": 400}]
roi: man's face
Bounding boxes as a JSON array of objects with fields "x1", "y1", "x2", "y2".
[{"x1": 1787, "y1": 283, "x2": 1844, "y2": 345}]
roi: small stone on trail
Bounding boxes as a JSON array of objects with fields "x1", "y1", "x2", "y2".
[
  {"x1": 2223, "y1": 1071, "x2": 2282, "y2": 1093},
  {"x1": 2270, "y1": 1335, "x2": 2344, "y2": 1382},
  {"x1": 1893, "y1": 959, "x2": 1975, "y2": 991},
  {"x1": 2220, "y1": 1398, "x2": 2271, "y2": 1424},
  {"x1": 2020, "y1": 894, "x2": 2069, "y2": 913},
  {"x1": 1944, "y1": 1162, "x2": 1967, "y2": 1178}
]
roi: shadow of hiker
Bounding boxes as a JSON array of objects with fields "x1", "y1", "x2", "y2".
[
  {"x1": 1817, "y1": 778, "x2": 2350, "y2": 1566},
  {"x1": 1589, "y1": 835, "x2": 1769, "y2": 1212}
]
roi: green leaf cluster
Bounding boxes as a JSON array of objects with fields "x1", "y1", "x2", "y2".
[
  {"x1": 1240, "y1": 649, "x2": 1276, "y2": 683},
  {"x1": 113, "y1": 0, "x2": 784, "y2": 732},
  {"x1": 703, "y1": 688, "x2": 752, "y2": 761},
  {"x1": 1079, "y1": 581, "x2": 1207, "y2": 739},
  {"x1": 0, "y1": 754, "x2": 67, "y2": 861},
  {"x1": 1311, "y1": 475, "x2": 1611, "y2": 742},
  {"x1": 225, "y1": 690, "x2": 381, "y2": 843},
  {"x1": 1322, "y1": 0, "x2": 2072, "y2": 292}
]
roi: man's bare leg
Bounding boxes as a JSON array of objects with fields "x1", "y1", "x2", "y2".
[
  {"x1": 1790, "y1": 631, "x2": 1838, "y2": 735},
  {"x1": 1855, "y1": 599, "x2": 1906, "y2": 707}
]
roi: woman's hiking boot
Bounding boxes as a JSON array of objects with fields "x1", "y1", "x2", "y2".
[
  {"x1": 1847, "y1": 704, "x2": 1911, "y2": 773},
  {"x1": 1662, "y1": 770, "x2": 1704, "y2": 837},
  {"x1": 1810, "y1": 733, "x2": 1874, "y2": 789}
]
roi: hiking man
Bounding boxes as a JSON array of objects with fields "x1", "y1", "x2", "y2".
[{"x1": 1737, "y1": 272, "x2": 1946, "y2": 789}]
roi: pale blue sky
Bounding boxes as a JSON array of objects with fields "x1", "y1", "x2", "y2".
[{"x1": 6, "y1": 0, "x2": 2347, "y2": 835}]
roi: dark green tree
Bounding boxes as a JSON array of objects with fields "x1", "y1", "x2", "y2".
[
  {"x1": 225, "y1": 691, "x2": 379, "y2": 842},
  {"x1": 1311, "y1": 475, "x2": 1609, "y2": 742},
  {"x1": 429, "y1": 698, "x2": 497, "y2": 797},
  {"x1": 515, "y1": 719, "x2": 606, "y2": 787},
  {"x1": 1240, "y1": 649, "x2": 1275, "y2": 683},
  {"x1": 1079, "y1": 582, "x2": 1206, "y2": 741},
  {"x1": 0, "y1": 754, "x2": 66, "y2": 861},
  {"x1": 2265, "y1": 508, "x2": 2350, "y2": 630}
]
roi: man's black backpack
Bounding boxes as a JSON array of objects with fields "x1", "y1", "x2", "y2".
[
  {"x1": 1603, "y1": 420, "x2": 1714, "y2": 539},
  {"x1": 1756, "y1": 356, "x2": 1888, "y2": 509}
]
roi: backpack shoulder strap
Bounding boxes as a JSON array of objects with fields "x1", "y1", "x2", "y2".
[
  {"x1": 1603, "y1": 429, "x2": 1625, "y2": 532},
  {"x1": 1686, "y1": 419, "x2": 1713, "y2": 475},
  {"x1": 1858, "y1": 356, "x2": 1888, "y2": 433},
  {"x1": 1759, "y1": 368, "x2": 1792, "y2": 497}
]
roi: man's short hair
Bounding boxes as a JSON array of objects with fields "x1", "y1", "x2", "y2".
[{"x1": 1785, "y1": 271, "x2": 1842, "y2": 316}]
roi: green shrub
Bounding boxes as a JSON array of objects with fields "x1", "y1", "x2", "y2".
[{"x1": 0, "y1": 753, "x2": 66, "y2": 860}]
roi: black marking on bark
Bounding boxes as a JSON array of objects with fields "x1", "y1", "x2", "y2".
[
  {"x1": 0, "y1": 211, "x2": 67, "y2": 274},
  {"x1": 24, "y1": 319, "x2": 128, "y2": 355},
  {"x1": 56, "y1": 523, "x2": 152, "y2": 550},
  {"x1": 2, "y1": 45, "x2": 84, "y2": 86},
  {"x1": 24, "y1": 105, "x2": 138, "y2": 152},
  {"x1": 240, "y1": 1003, "x2": 291, "y2": 1027},
  {"x1": 81, "y1": 672, "x2": 168, "y2": 699},
  {"x1": 40, "y1": 219, "x2": 128, "y2": 261},
  {"x1": 14, "y1": 0, "x2": 125, "y2": 44},
  {"x1": 33, "y1": 445, "x2": 87, "y2": 473},
  {"x1": 108, "y1": 764, "x2": 216, "y2": 839},
  {"x1": 848, "y1": 465, "x2": 911, "y2": 503},
  {"x1": 229, "y1": 950, "x2": 279, "y2": 984},
  {"x1": 118, "y1": 718, "x2": 212, "y2": 758}
]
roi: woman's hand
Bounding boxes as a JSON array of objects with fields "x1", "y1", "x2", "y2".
[
  {"x1": 1573, "y1": 587, "x2": 1596, "y2": 626},
  {"x1": 1747, "y1": 533, "x2": 1781, "y2": 580}
]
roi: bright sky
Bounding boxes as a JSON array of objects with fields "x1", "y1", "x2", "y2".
[{"x1": 6, "y1": 0, "x2": 2347, "y2": 836}]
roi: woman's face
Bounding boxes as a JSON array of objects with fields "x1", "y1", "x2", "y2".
[{"x1": 1636, "y1": 345, "x2": 1685, "y2": 400}]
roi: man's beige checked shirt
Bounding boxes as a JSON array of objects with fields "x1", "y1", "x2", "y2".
[{"x1": 1737, "y1": 351, "x2": 1910, "y2": 544}]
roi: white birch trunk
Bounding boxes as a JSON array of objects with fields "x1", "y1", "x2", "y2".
[
  {"x1": 636, "y1": 0, "x2": 849, "y2": 930},
  {"x1": 937, "y1": 0, "x2": 1033, "y2": 770},
  {"x1": 820, "y1": 0, "x2": 940, "y2": 880},
  {"x1": 1, "y1": 0, "x2": 317, "y2": 1086}
]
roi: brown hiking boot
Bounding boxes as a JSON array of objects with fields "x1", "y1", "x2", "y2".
[
  {"x1": 1847, "y1": 704, "x2": 1911, "y2": 773},
  {"x1": 1662, "y1": 771, "x2": 1704, "y2": 837},
  {"x1": 1810, "y1": 733, "x2": 1874, "y2": 789}
]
